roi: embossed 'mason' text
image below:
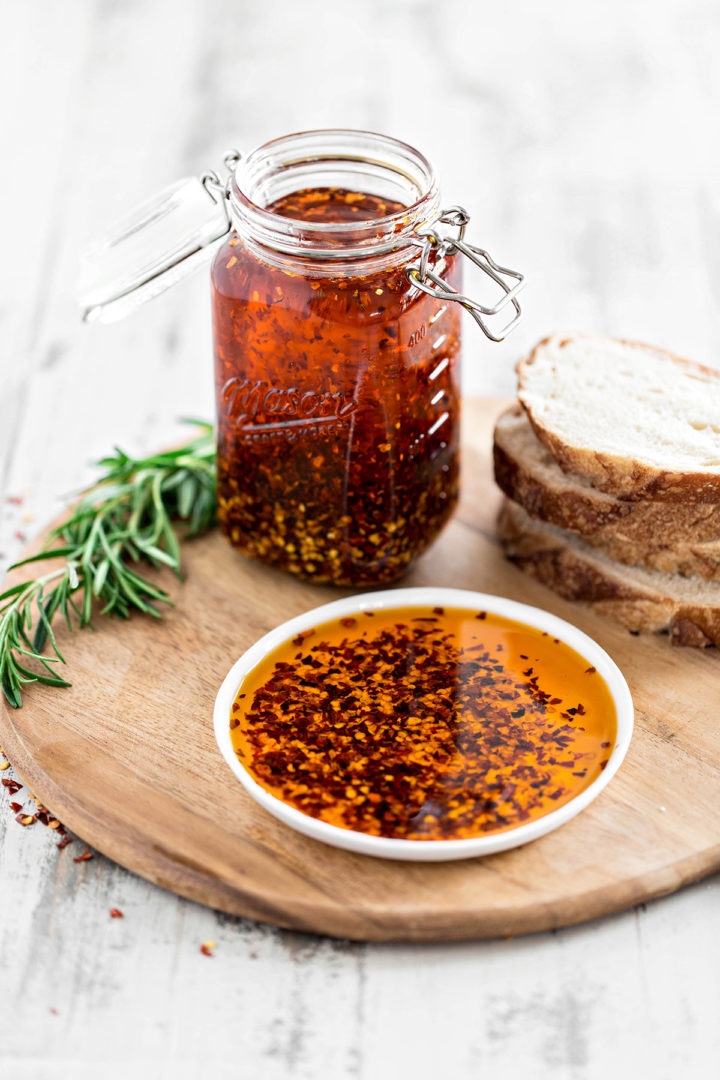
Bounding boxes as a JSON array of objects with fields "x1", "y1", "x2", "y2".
[{"x1": 222, "y1": 377, "x2": 358, "y2": 431}]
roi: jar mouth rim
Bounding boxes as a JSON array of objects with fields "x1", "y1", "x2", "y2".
[{"x1": 230, "y1": 128, "x2": 440, "y2": 257}]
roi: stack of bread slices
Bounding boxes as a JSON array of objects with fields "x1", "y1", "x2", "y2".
[{"x1": 494, "y1": 334, "x2": 720, "y2": 646}]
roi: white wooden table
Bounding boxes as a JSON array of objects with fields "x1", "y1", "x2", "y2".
[{"x1": 2, "y1": 2, "x2": 719, "y2": 1075}]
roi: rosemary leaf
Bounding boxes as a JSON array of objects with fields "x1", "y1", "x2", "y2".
[{"x1": 0, "y1": 421, "x2": 216, "y2": 709}]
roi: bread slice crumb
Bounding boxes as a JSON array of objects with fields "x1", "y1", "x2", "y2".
[
  {"x1": 494, "y1": 405, "x2": 720, "y2": 578},
  {"x1": 517, "y1": 335, "x2": 720, "y2": 501}
]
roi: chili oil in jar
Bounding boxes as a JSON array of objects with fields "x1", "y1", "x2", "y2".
[{"x1": 212, "y1": 131, "x2": 461, "y2": 585}]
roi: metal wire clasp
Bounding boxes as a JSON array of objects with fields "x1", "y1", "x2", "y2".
[
  {"x1": 405, "y1": 206, "x2": 525, "y2": 342},
  {"x1": 200, "y1": 148, "x2": 243, "y2": 224}
]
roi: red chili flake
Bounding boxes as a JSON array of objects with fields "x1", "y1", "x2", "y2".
[
  {"x1": 585, "y1": 666, "x2": 596, "y2": 674},
  {"x1": 14, "y1": 530, "x2": 26, "y2": 542},
  {"x1": 600, "y1": 741, "x2": 611, "y2": 748},
  {"x1": 57, "y1": 835, "x2": 73, "y2": 850},
  {"x1": 72, "y1": 850, "x2": 93, "y2": 863},
  {"x1": 228, "y1": 605, "x2": 617, "y2": 841},
  {"x1": 214, "y1": 187, "x2": 461, "y2": 586},
  {"x1": 16, "y1": 813, "x2": 36, "y2": 826},
  {"x1": 200, "y1": 940, "x2": 216, "y2": 957},
  {"x1": 340, "y1": 617, "x2": 357, "y2": 628},
  {"x1": 230, "y1": 717, "x2": 240, "y2": 729},
  {"x1": 109, "y1": 908, "x2": 124, "y2": 919},
  {"x1": 49, "y1": 1008, "x2": 59, "y2": 1016},
  {"x1": 7, "y1": 495, "x2": 24, "y2": 505},
  {"x1": 432, "y1": 606, "x2": 445, "y2": 615},
  {"x1": 476, "y1": 612, "x2": 487, "y2": 620},
  {"x1": 9, "y1": 801, "x2": 22, "y2": 813},
  {"x1": 2, "y1": 778, "x2": 22, "y2": 795}
]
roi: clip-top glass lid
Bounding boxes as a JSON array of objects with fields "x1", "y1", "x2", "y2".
[{"x1": 77, "y1": 175, "x2": 231, "y2": 324}]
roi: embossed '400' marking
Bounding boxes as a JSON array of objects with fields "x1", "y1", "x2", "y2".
[{"x1": 222, "y1": 377, "x2": 358, "y2": 428}]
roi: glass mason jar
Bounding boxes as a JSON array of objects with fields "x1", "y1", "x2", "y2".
[
  {"x1": 78, "y1": 129, "x2": 524, "y2": 586},
  {"x1": 213, "y1": 131, "x2": 463, "y2": 585}
]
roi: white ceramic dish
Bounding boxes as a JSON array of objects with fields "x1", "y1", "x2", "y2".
[{"x1": 214, "y1": 587, "x2": 634, "y2": 862}]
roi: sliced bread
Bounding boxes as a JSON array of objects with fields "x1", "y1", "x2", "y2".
[
  {"x1": 493, "y1": 406, "x2": 720, "y2": 579},
  {"x1": 497, "y1": 499, "x2": 720, "y2": 647},
  {"x1": 517, "y1": 335, "x2": 720, "y2": 502}
]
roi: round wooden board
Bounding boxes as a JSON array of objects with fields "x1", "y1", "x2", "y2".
[{"x1": 2, "y1": 399, "x2": 720, "y2": 942}]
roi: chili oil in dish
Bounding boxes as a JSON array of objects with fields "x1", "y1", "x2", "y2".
[{"x1": 228, "y1": 602, "x2": 619, "y2": 843}]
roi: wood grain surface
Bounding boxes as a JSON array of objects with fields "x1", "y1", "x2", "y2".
[{"x1": 2, "y1": 398, "x2": 719, "y2": 943}]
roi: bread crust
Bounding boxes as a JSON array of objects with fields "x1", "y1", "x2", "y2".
[
  {"x1": 497, "y1": 499, "x2": 720, "y2": 647},
  {"x1": 493, "y1": 406, "x2": 720, "y2": 579},
  {"x1": 517, "y1": 336, "x2": 720, "y2": 503}
]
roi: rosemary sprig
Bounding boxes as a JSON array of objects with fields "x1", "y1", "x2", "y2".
[{"x1": 0, "y1": 421, "x2": 216, "y2": 709}]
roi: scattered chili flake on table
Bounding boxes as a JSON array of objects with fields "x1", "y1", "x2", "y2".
[
  {"x1": 230, "y1": 606, "x2": 617, "y2": 841},
  {"x1": 109, "y1": 908, "x2": 124, "y2": 919},
  {"x1": 73, "y1": 850, "x2": 93, "y2": 863},
  {"x1": 200, "y1": 940, "x2": 216, "y2": 957},
  {"x1": 0, "y1": 757, "x2": 73, "y2": 843},
  {"x1": 57, "y1": 835, "x2": 73, "y2": 850}
]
